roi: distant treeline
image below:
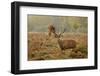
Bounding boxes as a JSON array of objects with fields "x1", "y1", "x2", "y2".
[{"x1": 28, "y1": 15, "x2": 88, "y2": 33}]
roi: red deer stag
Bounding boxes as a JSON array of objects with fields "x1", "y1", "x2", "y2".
[{"x1": 48, "y1": 25, "x2": 76, "y2": 50}]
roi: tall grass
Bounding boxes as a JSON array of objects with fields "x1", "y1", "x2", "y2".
[{"x1": 28, "y1": 32, "x2": 88, "y2": 61}]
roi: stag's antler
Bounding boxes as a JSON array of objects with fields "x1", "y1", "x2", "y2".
[{"x1": 58, "y1": 28, "x2": 66, "y2": 38}]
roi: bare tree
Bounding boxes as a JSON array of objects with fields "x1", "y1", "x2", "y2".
[{"x1": 48, "y1": 24, "x2": 58, "y2": 38}]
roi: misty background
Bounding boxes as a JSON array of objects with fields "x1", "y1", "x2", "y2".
[{"x1": 28, "y1": 15, "x2": 88, "y2": 33}]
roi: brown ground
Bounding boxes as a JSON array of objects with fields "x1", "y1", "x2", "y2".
[{"x1": 28, "y1": 32, "x2": 88, "y2": 61}]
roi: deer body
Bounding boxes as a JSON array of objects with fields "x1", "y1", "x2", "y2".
[{"x1": 58, "y1": 39, "x2": 76, "y2": 50}]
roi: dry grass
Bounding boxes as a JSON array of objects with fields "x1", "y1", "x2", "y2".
[{"x1": 28, "y1": 32, "x2": 88, "y2": 61}]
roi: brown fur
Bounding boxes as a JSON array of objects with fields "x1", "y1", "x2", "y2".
[{"x1": 58, "y1": 39, "x2": 76, "y2": 50}]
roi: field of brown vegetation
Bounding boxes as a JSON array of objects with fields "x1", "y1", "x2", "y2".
[{"x1": 28, "y1": 32, "x2": 88, "y2": 61}]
